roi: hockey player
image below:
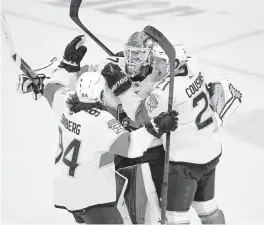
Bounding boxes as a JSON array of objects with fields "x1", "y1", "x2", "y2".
[
  {"x1": 101, "y1": 30, "x2": 242, "y2": 224},
  {"x1": 16, "y1": 35, "x2": 179, "y2": 224},
  {"x1": 99, "y1": 50, "x2": 171, "y2": 224}
]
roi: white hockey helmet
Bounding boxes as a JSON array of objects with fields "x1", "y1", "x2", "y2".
[{"x1": 76, "y1": 72, "x2": 105, "y2": 103}]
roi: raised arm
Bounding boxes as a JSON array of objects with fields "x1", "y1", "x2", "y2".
[{"x1": 17, "y1": 35, "x2": 88, "y2": 109}]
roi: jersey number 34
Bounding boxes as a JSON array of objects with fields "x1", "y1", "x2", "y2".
[{"x1": 55, "y1": 127, "x2": 82, "y2": 177}]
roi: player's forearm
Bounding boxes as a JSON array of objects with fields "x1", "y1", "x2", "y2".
[
  {"x1": 119, "y1": 88, "x2": 151, "y2": 124},
  {"x1": 43, "y1": 68, "x2": 77, "y2": 107}
]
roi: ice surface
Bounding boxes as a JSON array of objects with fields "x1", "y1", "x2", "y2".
[{"x1": 1, "y1": 0, "x2": 264, "y2": 224}]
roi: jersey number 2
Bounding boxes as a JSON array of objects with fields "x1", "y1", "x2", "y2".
[
  {"x1": 193, "y1": 91, "x2": 213, "y2": 130},
  {"x1": 55, "y1": 127, "x2": 81, "y2": 177},
  {"x1": 156, "y1": 80, "x2": 213, "y2": 130}
]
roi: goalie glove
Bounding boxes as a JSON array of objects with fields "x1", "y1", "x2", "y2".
[
  {"x1": 16, "y1": 56, "x2": 86, "y2": 101},
  {"x1": 207, "y1": 79, "x2": 242, "y2": 123},
  {"x1": 17, "y1": 73, "x2": 46, "y2": 100},
  {"x1": 144, "y1": 110, "x2": 179, "y2": 138},
  {"x1": 59, "y1": 35, "x2": 87, "y2": 73},
  {"x1": 101, "y1": 62, "x2": 132, "y2": 96}
]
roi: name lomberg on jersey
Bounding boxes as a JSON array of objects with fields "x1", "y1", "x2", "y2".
[
  {"x1": 185, "y1": 73, "x2": 204, "y2": 98},
  {"x1": 61, "y1": 114, "x2": 81, "y2": 135}
]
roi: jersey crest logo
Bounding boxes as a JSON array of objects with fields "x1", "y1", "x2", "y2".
[
  {"x1": 87, "y1": 64, "x2": 99, "y2": 72},
  {"x1": 107, "y1": 119, "x2": 126, "y2": 134},
  {"x1": 147, "y1": 94, "x2": 158, "y2": 113},
  {"x1": 59, "y1": 87, "x2": 70, "y2": 95}
]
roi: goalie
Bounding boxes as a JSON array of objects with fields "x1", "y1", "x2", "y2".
[
  {"x1": 101, "y1": 30, "x2": 242, "y2": 224},
  {"x1": 16, "y1": 35, "x2": 179, "y2": 224}
]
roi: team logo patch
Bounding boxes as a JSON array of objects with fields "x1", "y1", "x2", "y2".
[
  {"x1": 107, "y1": 119, "x2": 126, "y2": 134},
  {"x1": 87, "y1": 64, "x2": 99, "y2": 72},
  {"x1": 147, "y1": 94, "x2": 158, "y2": 113},
  {"x1": 59, "y1": 87, "x2": 70, "y2": 95}
]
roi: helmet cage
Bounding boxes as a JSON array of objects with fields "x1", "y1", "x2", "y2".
[
  {"x1": 123, "y1": 31, "x2": 155, "y2": 77},
  {"x1": 124, "y1": 46, "x2": 152, "y2": 77}
]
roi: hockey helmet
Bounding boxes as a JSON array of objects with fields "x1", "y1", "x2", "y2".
[
  {"x1": 76, "y1": 72, "x2": 105, "y2": 103},
  {"x1": 123, "y1": 31, "x2": 156, "y2": 81},
  {"x1": 123, "y1": 31, "x2": 189, "y2": 81}
]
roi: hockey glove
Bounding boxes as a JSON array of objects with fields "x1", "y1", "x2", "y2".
[
  {"x1": 59, "y1": 35, "x2": 87, "y2": 73},
  {"x1": 101, "y1": 62, "x2": 132, "y2": 96},
  {"x1": 17, "y1": 73, "x2": 46, "y2": 100},
  {"x1": 207, "y1": 80, "x2": 242, "y2": 123},
  {"x1": 145, "y1": 110, "x2": 179, "y2": 138}
]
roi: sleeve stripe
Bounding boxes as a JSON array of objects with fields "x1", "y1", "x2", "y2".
[
  {"x1": 99, "y1": 152, "x2": 115, "y2": 168},
  {"x1": 109, "y1": 132, "x2": 131, "y2": 158},
  {"x1": 43, "y1": 83, "x2": 64, "y2": 107},
  {"x1": 134, "y1": 99, "x2": 151, "y2": 125}
]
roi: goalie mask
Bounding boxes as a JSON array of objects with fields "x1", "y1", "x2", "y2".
[
  {"x1": 76, "y1": 72, "x2": 105, "y2": 104},
  {"x1": 124, "y1": 31, "x2": 156, "y2": 82},
  {"x1": 124, "y1": 31, "x2": 189, "y2": 82}
]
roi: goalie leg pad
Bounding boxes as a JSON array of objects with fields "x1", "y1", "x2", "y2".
[
  {"x1": 115, "y1": 171, "x2": 133, "y2": 224},
  {"x1": 74, "y1": 203, "x2": 124, "y2": 224},
  {"x1": 141, "y1": 163, "x2": 162, "y2": 224},
  {"x1": 119, "y1": 163, "x2": 161, "y2": 224},
  {"x1": 115, "y1": 171, "x2": 128, "y2": 204},
  {"x1": 118, "y1": 164, "x2": 148, "y2": 224}
]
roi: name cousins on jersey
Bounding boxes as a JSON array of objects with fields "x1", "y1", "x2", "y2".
[{"x1": 185, "y1": 73, "x2": 204, "y2": 98}]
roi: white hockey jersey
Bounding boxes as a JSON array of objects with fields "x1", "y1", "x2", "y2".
[
  {"x1": 42, "y1": 68, "x2": 157, "y2": 211},
  {"x1": 119, "y1": 57, "x2": 222, "y2": 164}
]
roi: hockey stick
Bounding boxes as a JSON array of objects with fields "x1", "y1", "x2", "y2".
[
  {"x1": 70, "y1": 0, "x2": 115, "y2": 56},
  {"x1": 143, "y1": 25, "x2": 176, "y2": 224},
  {"x1": 1, "y1": 14, "x2": 39, "y2": 82}
]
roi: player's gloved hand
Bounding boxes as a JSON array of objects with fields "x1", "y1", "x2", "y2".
[
  {"x1": 59, "y1": 35, "x2": 87, "y2": 73},
  {"x1": 101, "y1": 62, "x2": 132, "y2": 96},
  {"x1": 145, "y1": 110, "x2": 179, "y2": 138},
  {"x1": 17, "y1": 73, "x2": 46, "y2": 100}
]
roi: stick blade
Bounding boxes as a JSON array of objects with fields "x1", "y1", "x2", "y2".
[
  {"x1": 143, "y1": 25, "x2": 176, "y2": 60},
  {"x1": 1, "y1": 14, "x2": 16, "y2": 57},
  {"x1": 1, "y1": 14, "x2": 37, "y2": 78}
]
